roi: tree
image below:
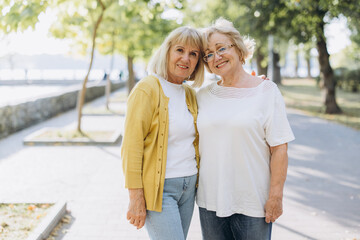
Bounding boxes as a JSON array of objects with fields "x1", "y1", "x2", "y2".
[
  {"x1": 104, "y1": 31, "x2": 115, "y2": 110},
  {"x1": 183, "y1": 0, "x2": 288, "y2": 81},
  {"x1": 49, "y1": 0, "x2": 115, "y2": 132},
  {"x1": 75, "y1": 0, "x2": 108, "y2": 132},
  {"x1": 262, "y1": 0, "x2": 360, "y2": 113},
  {"x1": 0, "y1": 0, "x2": 49, "y2": 33},
  {"x1": 1, "y1": 0, "x2": 177, "y2": 131},
  {"x1": 196, "y1": 0, "x2": 359, "y2": 113},
  {"x1": 303, "y1": 42, "x2": 315, "y2": 78},
  {"x1": 97, "y1": 1, "x2": 181, "y2": 94},
  {"x1": 0, "y1": 0, "x2": 113, "y2": 132},
  {"x1": 311, "y1": 9, "x2": 340, "y2": 113}
]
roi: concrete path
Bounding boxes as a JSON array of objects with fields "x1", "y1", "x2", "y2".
[
  {"x1": 273, "y1": 108, "x2": 360, "y2": 240},
  {"x1": 0, "y1": 88, "x2": 359, "y2": 240}
]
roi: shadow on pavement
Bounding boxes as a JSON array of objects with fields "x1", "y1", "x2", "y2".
[
  {"x1": 286, "y1": 112, "x2": 360, "y2": 229},
  {"x1": 275, "y1": 222, "x2": 318, "y2": 240}
]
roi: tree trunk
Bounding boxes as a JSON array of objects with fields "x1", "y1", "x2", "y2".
[
  {"x1": 316, "y1": 21, "x2": 342, "y2": 114},
  {"x1": 351, "y1": 84, "x2": 358, "y2": 93},
  {"x1": 306, "y1": 56, "x2": 311, "y2": 78},
  {"x1": 256, "y1": 49, "x2": 267, "y2": 76},
  {"x1": 76, "y1": 0, "x2": 106, "y2": 132},
  {"x1": 106, "y1": 31, "x2": 115, "y2": 110},
  {"x1": 105, "y1": 71, "x2": 112, "y2": 110},
  {"x1": 272, "y1": 51, "x2": 282, "y2": 84},
  {"x1": 294, "y1": 49, "x2": 299, "y2": 78},
  {"x1": 127, "y1": 55, "x2": 135, "y2": 94},
  {"x1": 305, "y1": 48, "x2": 312, "y2": 78}
]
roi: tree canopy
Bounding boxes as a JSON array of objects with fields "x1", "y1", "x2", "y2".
[{"x1": 0, "y1": 0, "x2": 49, "y2": 33}]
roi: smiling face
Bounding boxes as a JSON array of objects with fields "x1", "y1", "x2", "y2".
[
  {"x1": 167, "y1": 43, "x2": 200, "y2": 84},
  {"x1": 205, "y1": 32, "x2": 241, "y2": 77}
]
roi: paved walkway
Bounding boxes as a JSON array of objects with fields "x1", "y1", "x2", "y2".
[{"x1": 0, "y1": 88, "x2": 359, "y2": 240}]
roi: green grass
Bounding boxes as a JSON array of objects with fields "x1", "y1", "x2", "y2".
[
  {"x1": 0, "y1": 203, "x2": 53, "y2": 240},
  {"x1": 279, "y1": 78, "x2": 360, "y2": 130}
]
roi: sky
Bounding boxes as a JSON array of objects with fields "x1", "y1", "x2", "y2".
[
  {"x1": 0, "y1": 9, "x2": 352, "y2": 58},
  {"x1": 0, "y1": 9, "x2": 72, "y2": 57}
]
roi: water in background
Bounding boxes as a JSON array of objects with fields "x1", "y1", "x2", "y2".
[
  {"x1": 0, "y1": 69, "x2": 118, "y2": 81},
  {"x1": 0, "y1": 69, "x2": 125, "y2": 107}
]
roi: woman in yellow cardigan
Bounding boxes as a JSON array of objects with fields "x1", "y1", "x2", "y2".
[{"x1": 121, "y1": 26, "x2": 204, "y2": 240}]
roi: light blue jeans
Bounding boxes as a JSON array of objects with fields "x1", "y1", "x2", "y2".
[{"x1": 145, "y1": 174, "x2": 197, "y2": 240}]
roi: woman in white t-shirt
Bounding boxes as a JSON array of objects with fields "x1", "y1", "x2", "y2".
[{"x1": 196, "y1": 18, "x2": 295, "y2": 240}]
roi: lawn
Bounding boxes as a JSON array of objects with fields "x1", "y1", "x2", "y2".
[
  {"x1": 0, "y1": 203, "x2": 52, "y2": 240},
  {"x1": 279, "y1": 78, "x2": 360, "y2": 130}
]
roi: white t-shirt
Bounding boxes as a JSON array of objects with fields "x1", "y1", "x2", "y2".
[
  {"x1": 156, "y1": 75, "x2": 197, "y2": 179},
  {"x1": 196, "y1": 80, "x2": 295, "y2": 217}
]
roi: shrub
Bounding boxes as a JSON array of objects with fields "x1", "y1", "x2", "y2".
[{"x1": 334, "y1": 67, "x2": 360, "y2": 92}]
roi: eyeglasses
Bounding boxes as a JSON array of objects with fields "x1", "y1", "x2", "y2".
[{"x1": 203, "y1": 44, "x2": 234, "y2": 62}]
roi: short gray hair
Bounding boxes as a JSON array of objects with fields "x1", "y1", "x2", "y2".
[{"x1": 203, "y1": 18, "x2": 255, "y2": 73}]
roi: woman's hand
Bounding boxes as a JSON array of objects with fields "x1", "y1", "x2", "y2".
[
  {"x1": 127, "y1": 188, "x2": 146, "y2": 229},
  {"x1": 251, "y1": 70, "x2": 269, "y2": 80},
  {"x1": 259, "y1": 75, "x2": 270, "y2": 80},
  {"x1": 264, "y1": 197, "x2": 283, "y2": 223}
]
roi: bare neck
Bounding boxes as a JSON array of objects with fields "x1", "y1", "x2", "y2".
[
  {"x1": 219, "y1": 65, "x2": 248, "y2": 87},
  {"x1": 219, "y1": 65, "x2": 264, "y2": 88}
]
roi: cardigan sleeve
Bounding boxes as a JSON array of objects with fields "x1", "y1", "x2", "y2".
[{"x1": 121, "y1": 86, "x2": 154, "y2": 189}]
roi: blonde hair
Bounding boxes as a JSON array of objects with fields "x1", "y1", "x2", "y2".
[
  {"x1": 147, "y1": 26, "x2": 205, "y2": 87},
  {"x1": 203, "y1": 18, "x2": 255, "y2": 73}
]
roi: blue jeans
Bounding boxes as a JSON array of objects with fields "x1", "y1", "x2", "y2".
[
  {"x1": 145, "y1": 174, "x2": 197, "y2": 240},
  {"x1": 199, "y1": 207, "x2": 272, "y2": 240}
]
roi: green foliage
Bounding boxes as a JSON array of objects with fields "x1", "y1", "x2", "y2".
[
  {"x1": 276, "y1": 0, "x2": 360, "y2": 46},
  {"x1": 1, "y1": 0, "x2": 183, "y2": 62},
  {"x1": 96, "y1": 0, "x2": 180, "y2": 60},
  {"x1": 46, "y1": 0, "x2": 182, "y2": 60},
  {"x1": 183, "y1": 0, "x2": 293, "y2": 67},
  {"x1": 0, "y1": 0, "x2": 50, "y2": 33},
  {"x1": 347, "y1": 4, "x2": 360, "y2": 47},
  {"x1": 184, "y1": 0, "x2": 358, "y2": 53},
  {"x1": 332, "y1": 42, "x2": 360, "y2": 93},
  {"x1": 49, "y1": 0, "x2": 111, "y2": 55},
  {"x1": 331, "y1": 43, "x2": 360, "y2": 70},
  {"x1": 334, "y1": 67, "x2": 360, "y2": 92}
]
